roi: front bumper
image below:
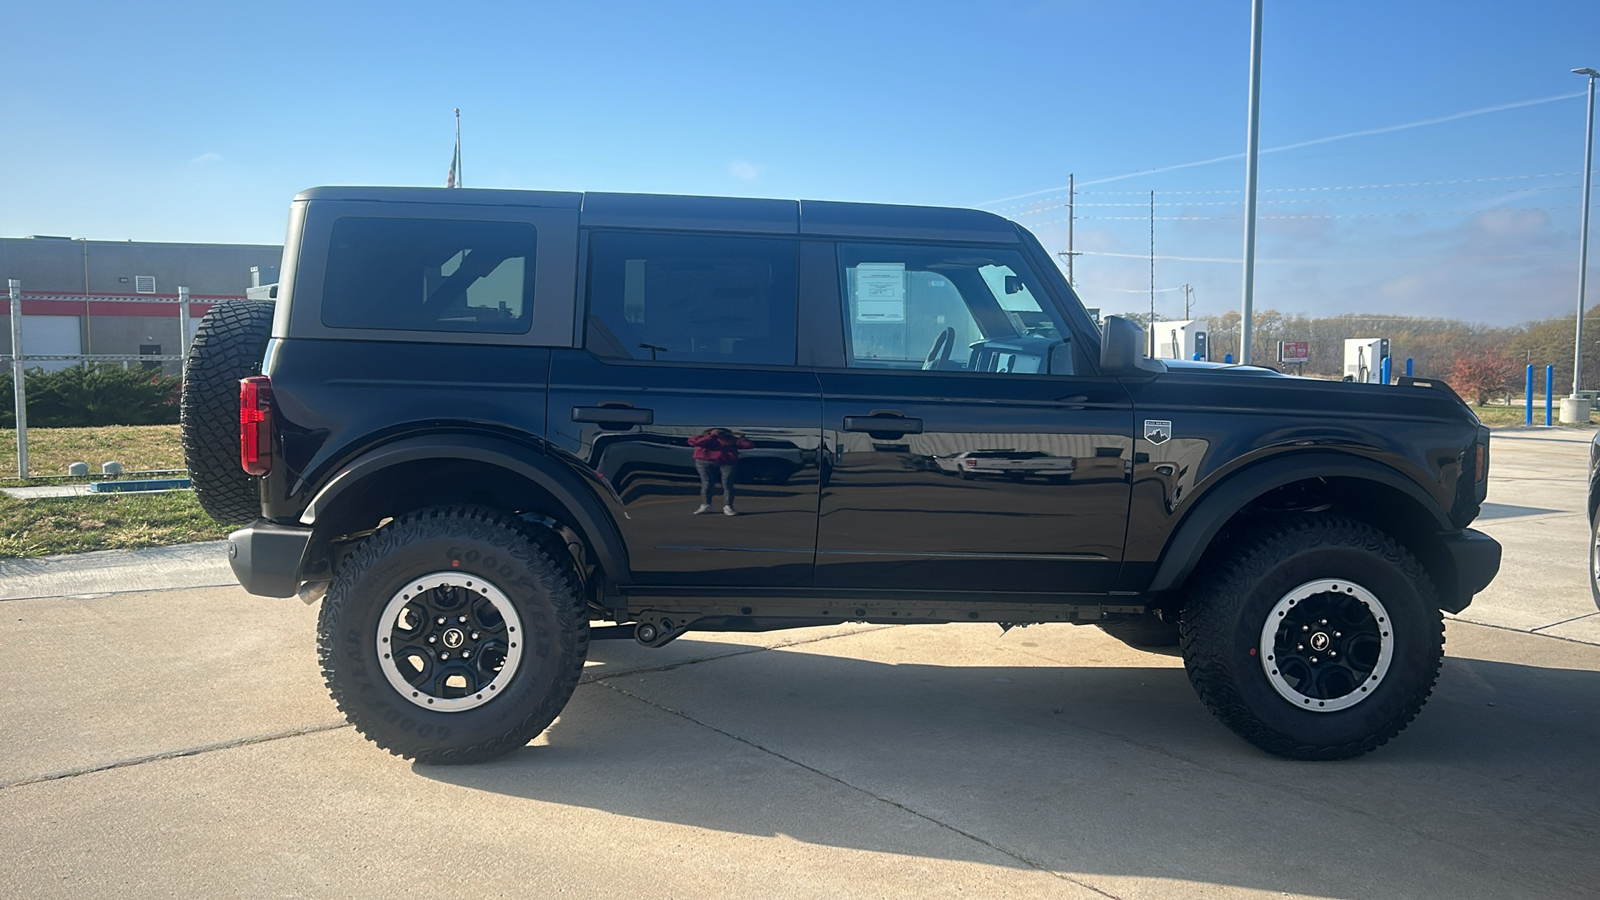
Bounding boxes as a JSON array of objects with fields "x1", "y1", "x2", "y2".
[
  {"x1": 1437, "y1": 527, "x2": 1502, "y2": 614},
  {"x1": 227, "y1": 520, "x2": 313, "y2": 598}
]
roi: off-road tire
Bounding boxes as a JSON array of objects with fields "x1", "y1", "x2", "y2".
[
  {"x1": 317, "y1": 506, "x2": 589, "y2": 764},
  {"x1": 1589, "y1": 512, "x2": 1600, "y2": 610},
  {"x1": 1179, "y1": 514, "x2": 1444, "y2": 760},
  {"x1": 1097, "y1": 614, "x2": 1181, "y2": 650},
  {"x1": 180, "y1": 299, "x2": 274, "y2": 524}
]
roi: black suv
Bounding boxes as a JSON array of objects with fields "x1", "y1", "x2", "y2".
[{"x1": 181, "y1": 186, "x2": 1501, "y2": 764}]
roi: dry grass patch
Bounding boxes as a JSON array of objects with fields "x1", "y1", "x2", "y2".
[
  {"x1": 0, "y1": 491, "x2": 229, "y2": 558},
  {"x1": 0, "y1": 425, "x2": 185, "y2": 482}
]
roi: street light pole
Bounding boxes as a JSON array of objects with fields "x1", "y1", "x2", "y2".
[
  {"x1": 1563, "y1": 67, "x2": 1597, "y2": 424},
  {"x1": 1240, "y1": 0, "x2": 1264, "y2": 367}
]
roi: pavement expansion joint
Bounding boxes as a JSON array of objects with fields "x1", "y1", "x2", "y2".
[
  {"x1": 1450, "y1": 616, "x2": 1600, "y2": 646},
  {"x1": 1530, "y1": 611, "x2": 1600, "y2": 632},
  {"x1": 591, "y1": 676, "x2": 1122, "y2": 899},
  {"x1": 0, "y1": 721, "x2": 350, "y2": 790}
]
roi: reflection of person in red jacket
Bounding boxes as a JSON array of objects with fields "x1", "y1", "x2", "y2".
[{"x1": 688, "y1": 428, "x2": 754, "y2": 516}]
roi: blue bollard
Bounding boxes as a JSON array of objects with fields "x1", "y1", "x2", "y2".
[
  {"x1": 1225, "y1": 353, "x2": 1234, "y2": 364},
  {"x1": 1405, "y1": 358, "x2": 1414, "y2": 378},
  {"x1": 1381, "y1": 357, "x2": 1391, "y2": 384},
  {"x1": 1546, "y1": 365, "x2": 1554, "y2": 426},
  {"x1": 1526, "y1": 365, "x2": 1534, "y2": 425}
]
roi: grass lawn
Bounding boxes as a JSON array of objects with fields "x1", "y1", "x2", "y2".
[
  {"x1": 1471, "y1": 402, "x2": 1594, "y2": 428},
  {"x1": 0, "y1": 490, "x2": 230, "y2": 558},
  {"x1": 0, "y1": 424, "x2": 184, "y2": 481},
  {"x1": 0, "y1": 424, "x2": 227, "y2": 558}
]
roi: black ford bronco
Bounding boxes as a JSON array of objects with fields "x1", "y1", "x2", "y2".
[{"x1": 181, "y1": 186, "x2": 1501, "y2": 764}]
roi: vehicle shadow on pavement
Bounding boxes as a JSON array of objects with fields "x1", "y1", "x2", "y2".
[{"x1": 419, "y1": 641, "x2": 1600, "y2": 899}]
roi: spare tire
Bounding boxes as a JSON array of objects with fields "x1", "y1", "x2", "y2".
[{"x1": 181, "y1": 300, "x2": 274, "y2": 524}]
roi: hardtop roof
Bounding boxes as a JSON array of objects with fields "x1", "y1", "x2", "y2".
[{"x1": 293, "y1": 186, "x2": 1021, "y2": 244}]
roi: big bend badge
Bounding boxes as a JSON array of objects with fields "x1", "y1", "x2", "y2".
[{"x1": 1144, "y1": 419, "x2": 1172, "y2": 445}]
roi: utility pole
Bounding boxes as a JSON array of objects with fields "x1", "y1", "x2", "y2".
[
  {"x1": 1563, "y1": 67, "x2": 1598, "y2": 424},
  {"x1": 1240, "y1": 0, "x2": 1264, "y2": 367},
  {"x1": 1067, "y1": 173, "x2": 1076, "y2": 287},
  {"x1": 1183, "y1": 283, "x2": 1195, "y2": 319},
  {"x1": 1149, "y1": 190, "x2": 1157, "y2": 357}
]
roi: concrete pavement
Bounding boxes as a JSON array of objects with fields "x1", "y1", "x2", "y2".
[{"x1": 2, "y1": 429, "x2": 1598, "y2": 898}]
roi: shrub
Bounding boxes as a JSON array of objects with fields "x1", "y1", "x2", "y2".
[
  {"x1": 0, "y1": 364, "x2": 181, "y2": 428},
  {"x1": 1447, "y1": 349, "x2": 1519, "y2": 406}
]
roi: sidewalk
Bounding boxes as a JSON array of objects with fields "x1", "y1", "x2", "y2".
[{"x1": 0, "y1": 540, "x2": 235, "y2": 601}]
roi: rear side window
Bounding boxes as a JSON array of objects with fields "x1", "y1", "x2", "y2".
[
  {"x1": 585, "y1": 232, "x2": 798, "y2": 366},
  {"x1": 321, "y1": 217, "x2": 536, "y2": 334}
]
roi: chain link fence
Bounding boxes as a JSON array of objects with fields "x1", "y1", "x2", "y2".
[{"x1": 5, "y1": 278, "x2": 224, "y2": 479}]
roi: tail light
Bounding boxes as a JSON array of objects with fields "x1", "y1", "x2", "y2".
[
  {"x1": 1474, "y1": 442, "x2": 1486, "y2": 483},
  {"x1": 240, "y1": 376, "x2": 273, "y2": 476}
]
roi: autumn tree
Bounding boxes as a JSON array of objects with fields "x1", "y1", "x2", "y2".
[{"x1": 1447, "y1": 349, "x2": 1519, "y2": 405}]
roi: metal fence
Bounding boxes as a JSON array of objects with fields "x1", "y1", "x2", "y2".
[{"x1": 5, "y1": 278, "x2": 215, "y2": 479}]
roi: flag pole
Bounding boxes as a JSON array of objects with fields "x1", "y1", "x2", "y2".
[{"x1": 455, "y1": 108, "x2": 462, "y2": 189}]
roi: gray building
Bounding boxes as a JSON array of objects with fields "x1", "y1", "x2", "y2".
[{"x1": 1, "y1": 236, "x2": 283, "y2": 373}]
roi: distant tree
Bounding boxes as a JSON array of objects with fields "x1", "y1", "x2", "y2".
[{"x1": 1447, "y1": 349, "x2": 1519, "y2": 406}]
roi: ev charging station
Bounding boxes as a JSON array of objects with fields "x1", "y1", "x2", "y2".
[
  {"x1": 1343, "y1": 338, "x2": 1390, "y2": 383},
  {"x1": 1151, "y1": 319, "x2": 1209, "y2": 361}
]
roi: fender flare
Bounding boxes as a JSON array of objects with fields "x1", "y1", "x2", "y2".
[
  {"x1": 1146, "y1": 451, "x2": 1453, "y2": 593},
  {"x1": 300, "y1": 433, "x2": 631, "y2": 582}
]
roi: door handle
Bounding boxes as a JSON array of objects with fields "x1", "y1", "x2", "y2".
[
  {"x1": 572, "y1": 406, "x2": 654, "y2": 427},
  {"x1": 843, "y1": 414, "x2": 923, "y2": 436}
]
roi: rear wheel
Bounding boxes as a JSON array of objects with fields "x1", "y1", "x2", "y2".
[
  {"x1": 317, "y1": 506, "x2": 589, "y2": 764},
  {"x1": 180, "y1": 299, "x2": 274, "y2": 524},
  {"x1": 1180, "y1": 514, "x2": 1443, "y2": 760}
]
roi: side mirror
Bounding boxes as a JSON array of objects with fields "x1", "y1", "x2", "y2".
[{"x1": 1100, "y1": 316, "x2": 1166, "y2": 376}]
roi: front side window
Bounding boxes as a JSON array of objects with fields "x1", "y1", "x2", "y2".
[
  {"x1": 586, "y1": 232, "x2": 798, "y2": 366},
  {"x1": 321, "y1": 217, "x2": 535, "y2": 334},
  {"x1": 839, "y1": 243, "x2": 1069, "y2": 374}
]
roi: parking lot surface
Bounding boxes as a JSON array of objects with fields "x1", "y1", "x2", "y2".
[{"x1": 2, "y1": 428, "x2": 1597, "y2": 899}]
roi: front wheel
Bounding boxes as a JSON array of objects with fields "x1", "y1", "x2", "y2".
[
  {"x1": 1180, "y1": 515, "x2": 1443, "y2": 760},
  {"x1": 317, "y1": 507, "x2": 589, "y2": 764}
]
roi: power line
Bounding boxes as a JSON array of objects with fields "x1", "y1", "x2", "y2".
[
  {"x1": 977, "y1": 90, "x2": 1588, "y2": 206},
  {"x1": 991, "y1": 170, "x2": 1596, "y2": 213},
  {"x1": 1074, "y1": 249, "x2": 1570, "y2": 265},
  {"x1": 1018, "y1": 184, "x2": 1583, "y2": 212},
  {"x1": 1033, "y1": 205, "x2": 1580, "y2": 225}
]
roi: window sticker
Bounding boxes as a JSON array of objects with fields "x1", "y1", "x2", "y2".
[{"x1": 854, "y1": 263, "x2": 906, "y2": 323}]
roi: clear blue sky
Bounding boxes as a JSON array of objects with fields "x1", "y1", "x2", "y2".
[{"x1": 3, "y1": 0, "x2": 1597, "y2": 324}]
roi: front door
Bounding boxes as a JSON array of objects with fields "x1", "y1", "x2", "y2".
[
  {"x1": 547, "y1": 230, "x2": 822, "y2": 587},
  {"x1": 813, "y1": 241, "x2": 1132, "y2": 594}
]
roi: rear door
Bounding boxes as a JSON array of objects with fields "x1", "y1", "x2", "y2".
[
  {"x1": 547, "y1": 230, "x2": 822, "y2": 587},
  {"x1": 812, "y1": 241, "x2": 1132, "y2": 594}
]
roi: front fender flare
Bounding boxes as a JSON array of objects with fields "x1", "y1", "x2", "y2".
[{"x1": 1145, "y1": 451, "x2": 1453, "y2": 594}]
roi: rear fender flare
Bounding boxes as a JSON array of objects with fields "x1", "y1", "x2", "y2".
[{"x1": 300, "y1": 433, "x2": 630, "y2": 582}]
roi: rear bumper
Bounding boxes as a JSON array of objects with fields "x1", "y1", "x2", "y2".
[
  {"x1": 1438, "y1": 527, "x2": 1502, "y2": 614},
  {"x1": 227, "y1": 520, "x2": 312, "y2": 598}
]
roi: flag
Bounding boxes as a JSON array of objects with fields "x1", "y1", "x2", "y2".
[{"x1": 446, "y1": 109, "x2": 462, "y2": 188}]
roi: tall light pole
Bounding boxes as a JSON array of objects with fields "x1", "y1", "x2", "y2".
[
  {"x1": 1240, "y1": 0, "x2": 1264, "y2": 367},
  {"x1": 1563, "y1": 67, "x2": 1597, "y2": 424}
]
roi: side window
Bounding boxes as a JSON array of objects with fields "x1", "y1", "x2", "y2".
[
  {"x1": 586, "y1": 232, "x2": 798, "y2": 366},
  {"x1": 838, "y1": 243, "x2": 1071, "y2": 375},
  {"x1": 321, "y1": 217, "x2": 535, "y2": 334}
]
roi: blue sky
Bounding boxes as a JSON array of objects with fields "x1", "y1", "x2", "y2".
[{"x1": 2, "y1": 0, "x2": 1596, "y2": 324}]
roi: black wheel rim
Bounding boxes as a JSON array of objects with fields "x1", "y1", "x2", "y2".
[
  {"x1": 1258, "y1": 579, "x2": 1393, "y2": 712},
  {"x1": 376, "y1": 572, "x2": 524, "y2": 712}
]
